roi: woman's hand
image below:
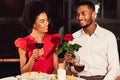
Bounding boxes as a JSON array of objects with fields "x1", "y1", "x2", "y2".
[{"x1": 31, "y1": 48, "x2": 44, "y2": 60}]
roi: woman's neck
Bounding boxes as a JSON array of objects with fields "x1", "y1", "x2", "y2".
[{"x1": 30, "y1": 30, "x2": 45, "y2": 43}]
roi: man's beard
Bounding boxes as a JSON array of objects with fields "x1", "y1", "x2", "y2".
[
  {"x1": 81, "y1": 19, "x2": 93, "y2": 29},
  {"x1": 81, "y1": 25, "x2": 88, "y2": 28}
]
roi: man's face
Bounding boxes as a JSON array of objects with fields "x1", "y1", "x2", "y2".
[{"x1": 76, "y1": 5, "x2": 95, "y2": 28}]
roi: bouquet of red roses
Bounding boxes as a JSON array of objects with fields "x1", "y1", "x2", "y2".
[{"x1": 56, "y1": 34, "x2": 81, "y2": 58}]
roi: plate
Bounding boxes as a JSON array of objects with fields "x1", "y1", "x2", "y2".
[
  {"x1": 20, "y1": 72, "x2": 86, "y2": 80},
  {"x1": 21, "y1": 72, "x2": 49, "y2": 80}
]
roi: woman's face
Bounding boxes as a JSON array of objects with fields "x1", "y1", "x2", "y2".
[{"x1": 33, "y1": 12, "x2": 49, "y2": 33}]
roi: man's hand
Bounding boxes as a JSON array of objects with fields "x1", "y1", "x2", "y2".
[{"x1": 64, "y1": 52, "x2": 75, "y2": 65}]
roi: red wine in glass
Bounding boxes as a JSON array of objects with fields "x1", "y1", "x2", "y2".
[
  {"x1": 75, "y1": 64, "x2": 85, "y2": 72},
  {"x1": 35, "y1": 43, "x2": 44, "y2": 61},
  {"x1": 35, "y1": 43, "x2": 44, "y2": 49}
]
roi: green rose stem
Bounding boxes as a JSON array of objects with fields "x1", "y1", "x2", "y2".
[{"x1": 56, "y1": 41, "x2": 81, "y2": 58}]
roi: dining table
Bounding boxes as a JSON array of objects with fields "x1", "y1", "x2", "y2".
[
  {"x1": 0, "y1": 59, "x2": 86, "y2": 80},
  {"x1": 0, "y1": 74, "x2": 86, "y2": 80}
]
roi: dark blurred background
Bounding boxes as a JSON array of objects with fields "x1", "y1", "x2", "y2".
[{"x1": 0, "y1": 0, "x2": 120, "y2": 78}]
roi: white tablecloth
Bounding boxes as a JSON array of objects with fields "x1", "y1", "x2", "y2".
[
  {"x1": 0, "y1": 75, "x2": 86, "y2": 80},
  {"x1": 0, "y1": 76, "x2": 17, "y2": 80}
]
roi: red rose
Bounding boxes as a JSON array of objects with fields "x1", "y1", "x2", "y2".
[
  {"x1": 63, "y1": 34, "x2": 74, "y2": 41},
  {"x1": 56, "y1": 33, "x2": 81, "y2": 58}
]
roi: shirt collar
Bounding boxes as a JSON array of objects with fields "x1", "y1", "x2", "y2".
[
  {"x1": 93, "y1": 23, "x2": 101, "y2": 37},
  {"x1": 80, "y1": 23, "x2": 101, "y2": 37}
]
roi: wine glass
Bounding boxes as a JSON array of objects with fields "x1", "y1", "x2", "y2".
[
  {"x1": 35, "y1": 43, "x2": 44, "y2": 49},
  {"x1": 74, "y1": 53, "x2": 85, "y2": 72},
  {"x1": 35, "y1": 43, "x2": 44, "y2": 60}
]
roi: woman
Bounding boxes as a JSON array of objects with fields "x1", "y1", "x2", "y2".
[{"x1": 14, "y1": 1, "x2": 60, "y2": 74}]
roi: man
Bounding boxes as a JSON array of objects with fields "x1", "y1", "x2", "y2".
[{"x1": 64, "y1": 1, "x2": 120, "y2": 80}]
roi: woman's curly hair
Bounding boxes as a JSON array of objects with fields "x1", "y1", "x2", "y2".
[{"x1": 22, "y1": 0, "x2": 48, "y2": 33}]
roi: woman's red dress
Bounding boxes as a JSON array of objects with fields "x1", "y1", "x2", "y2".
[{"x1": 15, "y1": 34, "x2": 60, "y2": 74}]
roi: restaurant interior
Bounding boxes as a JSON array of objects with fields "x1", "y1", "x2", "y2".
[{"x1": 0, "y1": 0, "x2": 120, "y2": 78}]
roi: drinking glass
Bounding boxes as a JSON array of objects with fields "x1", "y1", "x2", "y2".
[
  {"x1": 74, "y1": 53, "x2": 85, "y2": 72},
  {"x1": 35, "y1": 43, "x2": 44, "y2": 60}
]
